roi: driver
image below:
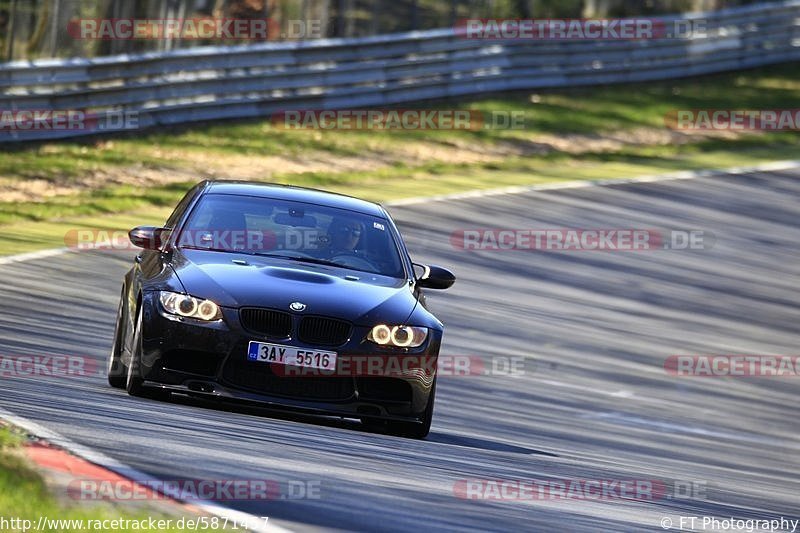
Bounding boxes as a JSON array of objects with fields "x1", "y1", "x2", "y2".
[{"x1": 325, "y1": 217, "x2": 365, "y2": 257}]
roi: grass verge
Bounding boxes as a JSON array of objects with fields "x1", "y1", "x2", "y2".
[
  {"x1": 0, "y1": 425, "x2": 222, "y2": 532},
  {"x1": 1, "y1": 140, "x2": 797, "y2": 256},
  {"x1": 0, "y1": 62, "x2": 798, "y2": 256}
]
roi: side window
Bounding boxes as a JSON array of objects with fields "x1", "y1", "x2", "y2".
[{"x1": 164, "y1": 184, "x2": 202, "y2": 229}]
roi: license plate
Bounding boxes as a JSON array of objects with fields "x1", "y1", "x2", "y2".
[{"x1": 247, "y1": 341, "x2": 337, "y2": 371}]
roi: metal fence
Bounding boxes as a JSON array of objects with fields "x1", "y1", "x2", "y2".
[{"x1": 1, "y1": 0, "x2": 799, "y2": 142}]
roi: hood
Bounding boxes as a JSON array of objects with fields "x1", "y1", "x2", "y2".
[{"x1": 170, "y1": 249, "x2": 417, "y2": 325}]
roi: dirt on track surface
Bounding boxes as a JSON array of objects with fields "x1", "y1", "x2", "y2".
[{"x1": 0, "y1": 126, "x2": 730, "y2": 203}]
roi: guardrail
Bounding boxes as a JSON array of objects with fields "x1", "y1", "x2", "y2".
[{"x1": 1, "y1": 1, "x2": 799, "y2": 142}]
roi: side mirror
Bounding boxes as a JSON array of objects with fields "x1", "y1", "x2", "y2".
[
  {"x1": 129, "y1": 226, "x2": 167, "y2": 250},
  {"x1": 413, "y1": 263, "x2": 456, "y2": 290}
]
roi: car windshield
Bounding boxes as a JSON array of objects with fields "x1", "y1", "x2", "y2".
[{"x1": 177, "y1": 193, "x2": 406, "y2": 278}]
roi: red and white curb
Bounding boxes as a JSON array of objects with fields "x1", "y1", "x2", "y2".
[{"x1": 0, "y1": 407, "x2": 293, "y2": 533}]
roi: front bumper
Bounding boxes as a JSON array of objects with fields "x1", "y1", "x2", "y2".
[{"x1": 136, "y1": 292, "x2": 441, "y2": 422}]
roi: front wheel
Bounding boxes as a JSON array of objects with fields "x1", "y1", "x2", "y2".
[
  {"x1": 107, "y1": 295, "x2": 128, "y2": 389},
  {"x1": 126, "y1": 307, "x2": 169, "y2": 401},
  {"x1": 386, "y1": 378, "x2": 436, "y2": 439}
]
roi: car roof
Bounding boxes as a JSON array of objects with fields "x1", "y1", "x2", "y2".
[{"x1": 203, "y1": 181, "x2": 386, "y2": 218}]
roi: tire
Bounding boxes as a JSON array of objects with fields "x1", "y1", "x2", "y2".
[
  {"x1": 107, "y1": 295, "x2": 128, "y2": 389},
  {"x1": 386, "y1": 378, "x2": 436, "y2": 439},
  {"x1": 126, "y1": 307, "x2": 169, "y2": 401}
]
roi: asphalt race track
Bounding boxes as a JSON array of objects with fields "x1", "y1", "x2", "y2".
[{"x1": 1, "y1": 169, "x2": 799, "y2": 532}]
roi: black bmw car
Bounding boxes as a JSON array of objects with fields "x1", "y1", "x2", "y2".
[{"x1": 108, "y1": 181, "x2": 455, "y2": 438}]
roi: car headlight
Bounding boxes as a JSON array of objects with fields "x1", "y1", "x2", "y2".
[
  {"x1": 367, "y1": 325, "x2": 428, "y2": 348},
  {"x1": 159, "y1": 291, "x2": 221, "y2": 321}
]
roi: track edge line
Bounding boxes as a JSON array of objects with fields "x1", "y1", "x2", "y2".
[{"x1": 0, "y1": 407, "x2": 294, "y2": 533}]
